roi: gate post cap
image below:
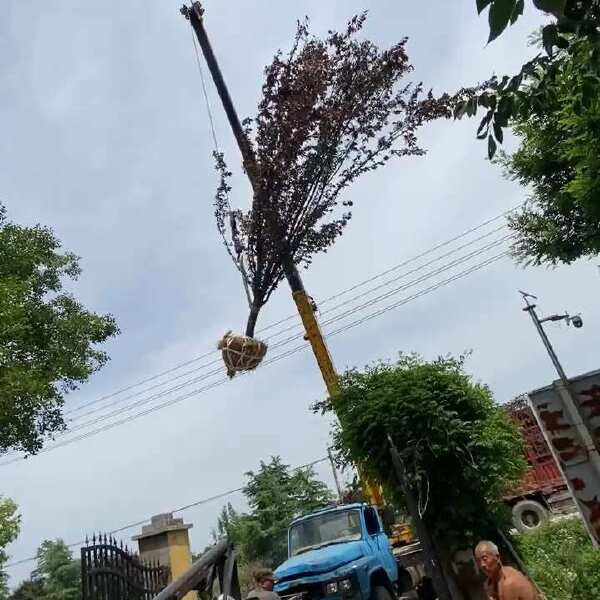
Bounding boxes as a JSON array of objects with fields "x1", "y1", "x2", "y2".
[{"x1": 132, "y1": 512, "x2": 193, "y2": 541}]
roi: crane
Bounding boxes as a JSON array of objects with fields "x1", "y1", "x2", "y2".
[{"x1": 180, "y1": 1, "x2": 384, "y2": 507}]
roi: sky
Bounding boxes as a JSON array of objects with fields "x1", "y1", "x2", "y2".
[{"x1": 1, "y1": 0, "x2": 599, "y2": 588}]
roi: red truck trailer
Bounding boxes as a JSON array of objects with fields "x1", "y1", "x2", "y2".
[{"x1": 504, "y1": 396, "x2": 573, "y2": 532}]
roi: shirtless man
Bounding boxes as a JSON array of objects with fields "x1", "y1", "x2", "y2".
[{"x1": 474, "y1": 541, "x2": 539, "y2": 600}]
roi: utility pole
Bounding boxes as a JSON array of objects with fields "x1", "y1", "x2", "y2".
[
  {"x1": 520, "y1": 291, "x2": 574, "y2": 384},
  {"x1": 521, "y1": 291, "x2": 600, "y2": 548},
  {"x1": 327, "y1": 448, "x2": 344, "y2": 502},
  {"x1": 181, "y1": 1, "x2": 383, "y2": 505},
  {"x1": 520, "y1": 291, "x2": 600, "y2": 455}
]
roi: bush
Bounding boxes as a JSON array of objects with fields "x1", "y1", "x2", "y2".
[{"x1": 516, "y1": 517, "x2": 600, "y2": 600}]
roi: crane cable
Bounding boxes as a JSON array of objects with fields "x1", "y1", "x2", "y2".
[{"x1": 190, "y1": 22, "x2": 220, "y2": 153}]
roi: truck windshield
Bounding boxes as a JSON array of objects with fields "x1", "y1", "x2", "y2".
[{"x1": 289, "y1": 510, "x2": 362, "y2": 556}]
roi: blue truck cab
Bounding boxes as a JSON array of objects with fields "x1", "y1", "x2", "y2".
[{"x1": 274, "y1": 504, "x2": 398, "y2": 600}]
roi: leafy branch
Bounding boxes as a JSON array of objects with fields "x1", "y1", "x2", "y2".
[{"x1": 457, "y1": 0, "x2": 600, "y2": 158}]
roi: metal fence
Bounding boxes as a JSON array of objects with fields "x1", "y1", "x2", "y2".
[{"x1": 81, "y1": 534, "x2": 169, "y2": 600}]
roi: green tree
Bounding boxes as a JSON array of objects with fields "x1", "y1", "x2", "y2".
[
  {"x1": 212, "y1": 457, "x2": 333, "y2": 567},
  {"x1": 0, "y1": 202, "x2": 119, "y2": 455},
  {"x1": 500, "y1": 36, "x2": 600, "y2": 265},
  {"x1": 454, "y1": 1, "x2": 600, "y2": 265},
  {"x1": 0, "y1": 497, "x2": 20, "y2": 600},
  {"x1": 31, "y1": 540, "x2": 80, "y2": 600},
  {"x1": 8, "y1": 580, "x2": 45, "y2": 600},
  {"x1": 314, "y1": 354, "x2": 526, "y2": 550}
]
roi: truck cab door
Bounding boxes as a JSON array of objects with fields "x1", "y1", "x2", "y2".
[{"x1": 363, "y1": 507, "x2": 398, "y2": 582}]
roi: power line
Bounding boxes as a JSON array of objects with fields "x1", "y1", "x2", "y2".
[
  {"x1": 0, "y1": 232, "x2": 512, "y2": 465},
  {"x1": 36, "y1": 233, "x2": 512, "y2": 441},
  {"x1": 66, "y1": 363, "x2": 224, "y2": 425},
  {"x1": 320, "y1": 238, "x2": 511, "y2": 330},
  {"x1": 260, "y1": 235, "x2": 511, "y2": 353},
  {"x1": 3, "y1": 456, "x2": 329, "y2": 570},
  {"x1": 256, "y1": 206, "x2": 519, "y2": 334},
  {"x1": 63, "y1": 349, "x2": 221, "y2": 417},
  {"x1": 326, "y1": 252, "x2": 508, "y2": 338},
  {"x1": 1, "y1": 257, "x2": 512, "y2": 568},
  {"x1": 265, "y1": 232, "x2": 512, "y2": 343},
  {"x1": 58, "y1": 208, "x2": 518, "y2": 420},
  {"x1": 0, "y1": 248, "x2": 509, "y2": 468}
]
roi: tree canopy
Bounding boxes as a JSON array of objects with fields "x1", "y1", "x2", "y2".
[
  {"x1": 456, "y1": 0, "x2": 600, "y2": 265},
  {"x1": 9, "y1": 540, "x2": 80, "y2": 600},
  {"x1": 212, "y1": 456, "x2": 333, "y2": 567},
  {"x1": 6, "y1": 580, "x2": 44, "y2": 600},
  {"x1": 0, "y1": 202, "x2": 119, "y2": 455},
  {"x1": 314, "y1": 354, "x2": 526, "y2": 549},
  {"x1": 500, "y1": 35, "x2": 600, "y2": 265},
  {"x1": 214, "y1": 14, "x2": 474, "y2": 336}
]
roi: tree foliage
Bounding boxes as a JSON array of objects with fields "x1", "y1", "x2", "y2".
[
  {"x1": 516, "y1": 517, "x2": 600, "y2": 600},
  {"x1": 457, "y1": 1, "x2": 600, "y2": 265},
  {"x1": 0, "y1": 202, "x2": 119, "y2": 455},
  {"x1": 11, "y1": 540, "x2": 82, "y2": 600},
  {"x1": 0, "y1": 498, "x2": 20, "y2": 600},
  {"x1": 500, "y1": 36, "x2": 600, "y2": 265},
  {"x1": 313, "y1": 354, "x2": 526, "y2": 549},
  {"x1": 6, "y1": 540, "x2": 80, "y2": 600},
  {"x1": 212, "y1": 457, "x2": 333, "y2": 567},
  {"x1": 214, "y1": 15, "x2": 474, "y2": 336},
  {"x1": 7, "y1": 581, "x2": 44, "y2": 600}
]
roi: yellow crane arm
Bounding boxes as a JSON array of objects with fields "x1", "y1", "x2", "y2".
[{"x1": 293, "y1": 289, "x2": 384, "y2": 507}]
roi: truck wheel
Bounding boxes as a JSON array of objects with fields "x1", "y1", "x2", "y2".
[
  {"x1": 397, "y1": 568, "x2": 414, "y2": 594},
  {"x1": 371, "y1": 585, "x2": 394, "y2": 600},
  {"x1": 512, "y1": 500, "x2": 549, "y2": 532}
]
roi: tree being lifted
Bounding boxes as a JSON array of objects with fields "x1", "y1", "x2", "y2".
[{"x1": 183, "y1": 3, "x2": 474, "y2": 377}]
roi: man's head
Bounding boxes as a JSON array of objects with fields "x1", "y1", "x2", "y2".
[
  {"x1": 474, "y1": 541, "x2": 502, "y2": 579},
  {"x1": 254, "y1": 568, "x2": 276, "y2": 591}
]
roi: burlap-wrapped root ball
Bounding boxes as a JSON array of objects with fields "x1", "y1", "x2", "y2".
[{"x1": 218, "y1": 331, "x2": 268, "y2": 378}]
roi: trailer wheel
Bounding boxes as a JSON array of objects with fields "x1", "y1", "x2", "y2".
[
  {"x1": 371, "y1": 585, "x2": 393, "y2": 600},
  {"x1": 512, "y1": 500, "x2": 549, "y2": 532}
]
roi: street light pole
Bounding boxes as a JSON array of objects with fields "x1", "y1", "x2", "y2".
[
  {"x1": 520, "y1": 292, "x2": 570, "y2": 384},
  {"x1": 520, "y1": 291, "x2": 600, "y2": 457},
  {"x1": 520, "y1": 292, "x2": 600, "y2": 547}
]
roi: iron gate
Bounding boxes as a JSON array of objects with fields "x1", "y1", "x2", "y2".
[{"x1": 81, "y1": 535, "x2": 169, "y2": 600}]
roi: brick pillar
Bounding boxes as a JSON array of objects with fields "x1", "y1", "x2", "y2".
[{"x1": 133, "y1": 513, "x2": 198, "y2": 600}]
